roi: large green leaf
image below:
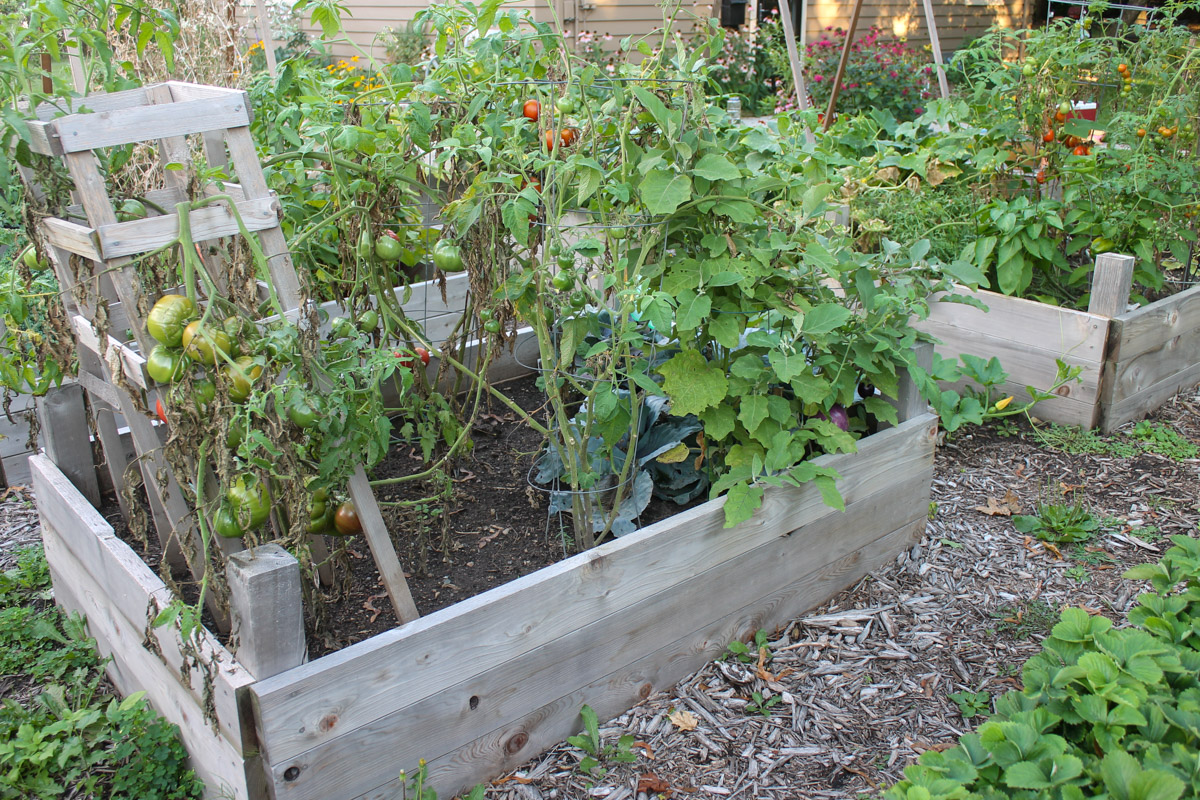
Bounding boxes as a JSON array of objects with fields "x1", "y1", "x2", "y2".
[
  {"x1": 657, "y1": 348, "x2": 728, "y2": 417},
  {"x1": 693, "y1": 153, "x2": 741, "y2": 181},
  {"x1": 640, "y1": 170, "x2": 692, "y2": 215},
  {"x1": 802, "y1": 304, "x2": 852, "y2": 336}
]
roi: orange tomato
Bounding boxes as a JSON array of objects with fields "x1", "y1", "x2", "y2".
[
  {"x1": 544, "y1": 129, "x2": 555, "y2": 151},
  {"x1": 559, "y1": 128, "x2": 577, "y2": 147},
  {"x1": 1136, "y1": 128, "x2": 1147, "y2": 137},
  {"x1": 1072, "y1": 145, "x2": 1089, "y2": 156},
  {"x1": 1043, "y1": 130, "x2": 1055, "y2": 143},
  {"x1": 523, "y1": 99, "x2": 540, "y2": 122},
  {"x1": 1117, "y1": 63, "x2": 1128, "y2": 73}
]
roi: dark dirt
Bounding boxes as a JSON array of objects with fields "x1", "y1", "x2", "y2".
[{"x1": 108, "y1": 374, "x2": 702, "y2": 658}]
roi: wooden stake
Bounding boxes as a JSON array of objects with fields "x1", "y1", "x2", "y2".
[
  {"x1": 1088, "y1": 253, "x2": 1136, "y2": 318},
  {"x1": 920, "y1": 0, "x2": 951, "y2": 100},
  {"x1": 348, "y1": 464, "x2": 420, "y2": 624},
  {"x1": 776, "y1": 0, "x2": 815, "y2": 145},
  {"x1": 253, "y1": 0, "x2": 278, "y2": 77},
  {"x1": 822, "y1": 0, "x2": 864, "y2": 132},
  {"x1": 40, "y1": 53, "x2": 52, "y2": 94}
]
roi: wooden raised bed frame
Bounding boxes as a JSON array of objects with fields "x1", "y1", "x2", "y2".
[
  {"x1": 33, "y1": 346, "x2": 938, "y2": 800},
  {"x1": 914, "y1": 253, "x2": 1200, "y2": 432}
]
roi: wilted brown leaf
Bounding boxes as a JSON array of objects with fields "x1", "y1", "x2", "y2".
[
  {"x1": 638, "y1": 773, "x2": 673, "y2": 795},
  {"x1": 668, "y1": 708, "x2": 699, "y2": 731},
  {"x1": 974, "y1": 490, "x2": 1022, "y2": 516}
]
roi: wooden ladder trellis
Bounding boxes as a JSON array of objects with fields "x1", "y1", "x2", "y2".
[{"x1": 22, "y1": 81, "x2": 419, "y2": 631}]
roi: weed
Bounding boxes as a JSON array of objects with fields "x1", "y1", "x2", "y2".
[
  {"x1": 1126, "y1": 420, "x2": 1199, "y2": 460},
  {"x1": 567, "y1": 704, "x2": 637, "y2": 778},
  {"x1": 991, "y1": 600, "x2": 1058, "y2": 640},
  {"x1": 1129, "y1": 524, "x2": 1164, "y2": 542},
  {"x1": 928, "y1": 501, "x2": 939, "y2": 520},
  {"x1": 724, "y1": 629, "x2": 771, "y2": 664},
  {"x1": 1070, "y1": 545, "x2": 1117, "y2": 566},
  {"x1": 1032, "y1": 425, "x2": 1137, "y2": 458},
  {"x1": 745, "y1": 690, "x2": 781, "y2": 718},
  {"x1": 1064, "y1": 564, "x2": 1089, "y2": 584},
  {"x1": 1013, "y1": 493, "x2": 1100, "y2": 543},
  {"x1": 947, "y1": 690, "x2": 991, "y2": 719}
]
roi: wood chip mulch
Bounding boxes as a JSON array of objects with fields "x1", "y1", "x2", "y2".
[
  {"x1": 484, "y1": 385, "x2": 1200, "y2": 800},
  {"x1": 0, "y1": 386, "x2": 1196, "y2": 800}
]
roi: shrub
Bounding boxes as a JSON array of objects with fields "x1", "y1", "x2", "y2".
[{"x1": 886, "y1": 534, "x2": 1200, "y2": 800}]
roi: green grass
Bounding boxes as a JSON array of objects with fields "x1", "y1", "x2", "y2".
[{"x1": 0, "y1": 548, "x2": 204, "y2": 800}]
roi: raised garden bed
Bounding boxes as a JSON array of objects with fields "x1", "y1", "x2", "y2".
[
  {"x1": 32, "y1": 365, "x2": 937, "y2": 800},
  {"x1": 913, "y1": 253, "x2": 1200, "y2": 431}
]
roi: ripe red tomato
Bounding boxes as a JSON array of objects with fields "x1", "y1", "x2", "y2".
[
  {"x1": 1042, "y1": 130, "x2": 1055, "y2": 143},
  {"x1": 523, "y1": 100, "x2": 539, "y2": 122},
  {"x1": 1036, "y1": 169, "x2": 1047, "y2": 185},
  {"x1": 544, "y1": 129, "x2": 555, "y2": 151},
  {"x1": 155, "y1": 397, "x2": 168, "y2": 425},
  {"x1": 333, "y1": 502, "x2": 362, "y2": 536},
  {"x1": 1055, "y1": 111, "x2": 1067, "y2": 124},
  {"x1": 415, "y1": 347, "x2": 431, "y2": 365},
  {"x1": 1072, "y1": 145, "x2": 1089, "y2": 156},
  {"x1": 559, "y1": 128, "x2": 577, "y2": 147}
]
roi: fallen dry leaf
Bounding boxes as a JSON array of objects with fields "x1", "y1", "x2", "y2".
[
  {"x1": 362, "y1": 592, "x2": 389, "y2": 623},
  {"x1": 1042, "y1": 542, "x2": 1063, "y2": 560},
  {"x1": 633, "y1": 741, "x2": 655, "y2": 759},
  {"x1": 668, "y1": 709, "x2": 699, "y2": 731},
  {"x1": 638, "y1": 772, "x2": 672, "y2": 795},
  {"x1": 1059, "y1": 482, "x2": 1084, "y2": 494},
  {"x1": 975, "y1": 490, "x2": 1021, "y2": 516}
]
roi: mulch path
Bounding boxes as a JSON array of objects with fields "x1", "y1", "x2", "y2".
[{"x1": 2, "y1": 383, "x2": 1197, "y2": 800}]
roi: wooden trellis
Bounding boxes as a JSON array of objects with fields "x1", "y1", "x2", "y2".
[{"x1": 21, "y1": 81, "x2": 419, "y2": 631}]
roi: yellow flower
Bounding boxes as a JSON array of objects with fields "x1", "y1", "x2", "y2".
[
  {"x1": 993, "y1": 396, "x2": 1014, "y2": 411},
  {"x1": 351, "y1": 55, "x2": 359, "y2": 62}
]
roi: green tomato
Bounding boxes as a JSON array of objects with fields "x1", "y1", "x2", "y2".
[
  {"x1": 432, "y1": 241, "x2": 465, "y2": 272},
  {"x1": 193, "y1": 378, "x2": 217, "y2": 410},
  {"x1": 551, "y1": 270, "x2": 575, "y2": 291},
  {"x1": 225, "y1": 356, "x2": 263, "y2": 402},
  {"x1": 182, "y1": 321, "x2": 232, "y2": 366},
  {"x1": 226, "y1": 475, "x2": 271, "y2": 530},
  {"x1": 483, "y1": 318, "x2": 502, "y2": 334},
  {"x1": 357, "y1": 309, "x2": 379, "y2": 333},
  {"x1": 21, "y1": 247, "x2": 48, "y2": 272},
  {"x1": 479, "y1": 308, "x2": 495, "y2": 321},
  {"x1": 375, "y1": 234, "x2": 403, "y2": 262},
  {"x1": 555, "y1": 95, "x2": 575, "y2": 115},
  {"x1": 286, "y1": 396, "x2": 320, "y2": 428},
  {"x1": 147, "y1": 294, "x2": 197, "y2": 348},
  {"x1": 1058, "y1": 100, "x2": 1073, "y2": 116},
  {"x1": 226, "y1": 419, "x2": 245, "y2": 450},
  {"x1": 1022, "y1": 64, "x2": 1035, "y2": 78},
  {"x1": 214, "y1": 504, "x2": 246, "y2": 538},
  {"x1": 556, "y1": 253, "x2": 575, "y2": 270},
  {"x1": 329, "y1": 317, "x2": 356, "y2": 341},
  {"x1": 145, "y1": 345, "x2": 185, "y2": 384},
  {"x1": 569, "y1": 290, "x2": 587, "y2": 309}
]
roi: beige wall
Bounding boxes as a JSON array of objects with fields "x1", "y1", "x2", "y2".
[{"x1": 295, "y1": 0, "x2": 1019, "y2": 63}]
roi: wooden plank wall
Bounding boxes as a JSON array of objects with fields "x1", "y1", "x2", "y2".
[
  {"x1": 1099, "y1": 284, "x2": 1200, "y2": 432},
  {"x1": 913, "y1": 287, "x2": 1110, "y2": 428},
  {"x1": 29, "y1": 455, "x2": 263, "y2": 800},
  {"x1": 250, "y1": 412, "x2": 938, "y2": 800}
]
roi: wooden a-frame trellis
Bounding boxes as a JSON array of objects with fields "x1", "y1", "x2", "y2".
[{"x1": 20, "y1": 80, "x2": 419, "y2": 631}]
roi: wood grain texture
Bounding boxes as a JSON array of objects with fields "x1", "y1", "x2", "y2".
[
  {"x1": 95, "y1": 196, "x2": 278, "y2": 259},
  {"x1": 41, "y1": 217, "x2": 103, "y2": 260},
  {"x1": 33, "y1": 85, "x2": 152, "y2": 121},
  {"x1": 35, "y1": 382, "x2": 101, "y2": 506},
  {"x1": 1098, "y1": 285, "x2": 1200, "y2": 431},
  {"x1": 70, "y1": 314, "x2": 149, "y2": 391},
  {"x1": 51, "y1": 93, "x2": 252, "y2": 153},
  {"x1": 1087, "y1": 254, "x2": 1135, "y2": 318},
  {"x1": 251, "y1": 414, "x2": 936, "y2": 767},
  {"x1": 913, "y1": 288, "x2": 1109, "y2": 428},
  {"x1": 267, "y1": 470, "x2": 932, "y2": 800},
  {"x1": 29, "y1": 455, "x2": 254, "y2": 752}
]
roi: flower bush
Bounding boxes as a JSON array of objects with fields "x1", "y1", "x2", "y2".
[
  {"x1": 697, "y1": 17, "x2": 783, "y2": 116},
  {"x1": 770, "y1": 25, "x2": 933, "y2": 120}
]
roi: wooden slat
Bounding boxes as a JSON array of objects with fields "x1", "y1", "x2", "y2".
[
  {"x1": 913, "y1": 287, "x2": 1109, "y2": 428},
  {"x1": 41, "y1": 217, "x2": 103, "y2": 261},
  {"x1": 251, "y1": 414, "x2": 937, "y2": 767},
  {"x1": 348, "y1": 464, "x2": 419, "y2": 623},
  {"x1": 1099, "y1": 284, "x2": 1200, "y2": 431},
  {"x1": 76, "y1": 366, "x2": 121, "y2": 407},
  {"x1": 33, "y1": 85, "x2": 152, "y2": 121},
  {"x1": 51, "y1": 92, "x2": 252, "y2": 153},
  {"x1": 223, "y1": 126, "x2": 302, "y2": 310},
  {"x1": 165, "y1": 81, "x2": 248, "y2": 102},
  {"x1": 95, "y1": 196, "x2": 279, "y2": 259},
  {"x1": 265, "y1": 468, "x2": 932, "y2": 800},
  {"x1": 1087, "y1": 253, "x2": 1135, "y2": 318},
  {"x1": 35, "y1": 382, "x2": 100, "y2": 506},
  {"x1": 25, "y1": 120, "x2": 62, "y2": 156},
  {"x1": 365, "y1": 518, "x2": 926, "y2": 800},
  {"x1": 30, "y1": 454, "x2": 254, "y2": 752},
  {"x1": 70, "y1": 314, "x2": 149, "y2": 391}
]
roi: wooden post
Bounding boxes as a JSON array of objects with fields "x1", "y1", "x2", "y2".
[
  {"x1": 776, "y1": 0, "x2": 816, "y2": 146},
  {"x1": 36, "y1": 382, "x2": 101, "y2": 506},
  {"x1": 226, "y1": 544, "x2": 306, "y2": 680},
  {"x1": 888, "y1": 341, "x2": 933, "y2": 424},
  {"x1": 253, "y1": 0, "x2": 278, "y2": 77},
  {"x1": 40, "y1": 53, "x2": 52, "y2": 94},
  {"x1": 1088, "y1": 253, "x2": 1136, "y2": 318},
  {"x1": 920, "y1": 0, "x2": 951, "y2": 101},
  {"x1": 822, "y1": 0, "x2": 865, "y2": 132},
  {"x1": 349, "y1": 464, "x2": 420, "y2": 624}
]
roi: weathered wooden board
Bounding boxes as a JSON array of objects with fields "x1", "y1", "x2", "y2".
[
  {"x1": 29, "y1": 455, "x2": 254, "y2": 751},
  {"x1": 50, "y1": 92, "x2": 252, "y2": 153},
  {"x1": 95, "y1": 196, "x2": 279, "y2": 259},
  {"x1": 264, "y1": 466, "x2": 933, "y2": 800},
  {"x1": 366, "y1": 517, "x2": 926, "y2": 800},
  {"x1": 913, "y1": 288, "x2": 1109, "y2": 428},
  {"x1": 70, "y1": 314, "x2": 149, "y2": 391},
  {"x1": 251, "y1": 415, "x2": 937, "y2": 780},
  {"x1": 1099, "y1": 284, "x2": 1200, "y2": 431},
  {"x1": 41, "y1": 216, "x2": 104, "y2": 261}
]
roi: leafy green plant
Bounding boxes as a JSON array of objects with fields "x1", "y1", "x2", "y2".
[
  {"x1": 1126, "y1": 420, "x2": 1199, "y2": 461},
  {"x1": 0, "y1": 549, "x2": 203, "y2": 799},
  {"x1": 396, "y1": 759, "x2": 484, "y2": 800},
  {"x1": 566, "y1": 704, "x2": 638, "y2": 778},
  {"x1": 1033, "y1": 424, "x2": 1138, "y2": 457},
  {"x1": 887, "y1": 533, "x2": 1200, "y2": 800},
  {"x1": 948, "y1": 690, "x2": 991, "y2": 720},
  {"x1": 746, "y1": 690, "x2": 781, "y2": 718},
  {"x1": 1013, "y1": 494, "x2": 1100, "y2": 543},
  {"x1": 724, "y1": 629, "x2": 771, "y2": 664},
  {"x1": 989, "y1": 599, "x2": 1058, "y2": 641}
]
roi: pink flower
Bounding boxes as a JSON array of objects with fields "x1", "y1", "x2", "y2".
[
  {"x1": 814, "y1": 74, "x2": 823, "y2": 81},
  {"x1": 889, "y1": 70, "x2": 898, "y2": 78}
]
